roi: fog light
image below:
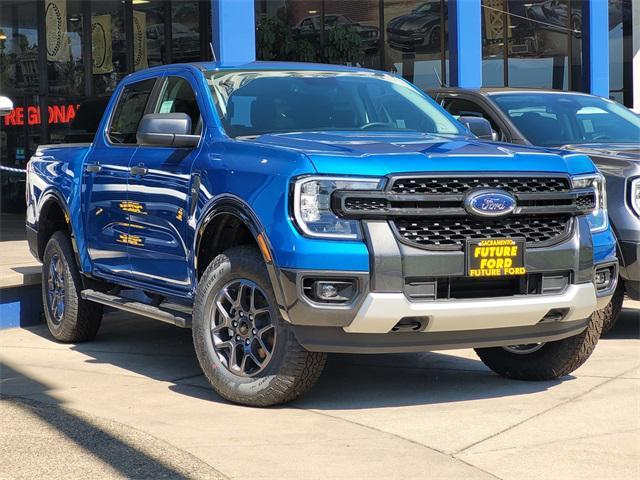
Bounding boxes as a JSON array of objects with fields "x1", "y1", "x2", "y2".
[
  {"x1": 594, "y1": 267, "x2": 613, "y2": 291},
  {"x1": 303, "y1": 278, "x2": 357, "y2": 304},
  {"x1": 319, "y1": 283, "x2": 339, "y2": 299}
]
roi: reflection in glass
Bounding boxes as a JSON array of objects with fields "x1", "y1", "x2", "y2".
[
  {"x1": 91, "y1": 0, "x2": 127, "y2": 94},
  {"x1": 384, "y1": 0, "x2": 448, "y2": 90},
  {"x1": 507, "y1": 0, "x2": 571, "y2": 89},
  {"x1": 0, "y1": 0, "x2": 42, "y2": 176},
  {"x1": 170, "y1": 1, "x2": 202, "y2": 63}
]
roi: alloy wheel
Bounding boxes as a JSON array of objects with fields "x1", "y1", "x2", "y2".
[
  {"x1": 210, "y1": 279, "x2": 276, "y2": 377},
  {"x1": 47, "y1": 253, "x2": 66, "y2": 325}
]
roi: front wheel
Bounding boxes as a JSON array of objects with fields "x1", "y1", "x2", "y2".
[
  {"x1": 597, "y1": 280, "x2": 625, "y2": 335},
  {"x1": 192, "y1": 246, "x2": 326, "y2": 407},
  {"x1": 475, "y1": 312, "x2": 603, "y2": 380}
]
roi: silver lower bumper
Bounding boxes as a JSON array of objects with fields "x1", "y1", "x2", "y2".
[{"x1": 345, "y1": 283, "x2": 599, "y2": 334}]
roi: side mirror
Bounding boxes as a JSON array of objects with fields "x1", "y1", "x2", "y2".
[
  {"x1": 458, "y1": 116, "x2": 494, "y2": 141},
  {"x1": 0, "y1": 96, "x2": 14, "y2": 116},
  {"x1": 136, "y1": 112, "x2": 200, "y2": 147}
]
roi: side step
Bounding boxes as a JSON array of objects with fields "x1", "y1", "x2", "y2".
[{"x1": 81, "y1": 289, "x2": 191, "y2": 328}]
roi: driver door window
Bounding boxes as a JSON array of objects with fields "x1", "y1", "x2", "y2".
[{"x1": 156, "y1": 76, "x2": 202, "y2": 135}]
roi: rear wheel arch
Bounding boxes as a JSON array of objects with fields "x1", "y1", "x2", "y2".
[{"x1": 37, "y1": 193, "x2": 73, "y2": 260}]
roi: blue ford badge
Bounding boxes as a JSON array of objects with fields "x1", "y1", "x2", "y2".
[{"x1": 465, "y1": 190, "x2": 516, "y2": 217}]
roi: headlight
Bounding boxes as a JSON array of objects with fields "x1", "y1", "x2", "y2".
[
  {"x1": 292, "y1": 176, "x2": 382, "y2": 239},
  {"x1": 572, "y1": 173, "x2": 608, "y2": 232},
  {"x1": 630, "y1": 178, "x2": 640, "y2": 217}
]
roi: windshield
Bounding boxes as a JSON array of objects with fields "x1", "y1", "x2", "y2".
[
  {"x1": 491, "y1": 93, "x2": 640, "y2": 147},
  {"x1": 206, "y1": 70, "x2": 464, "y2": 138}
]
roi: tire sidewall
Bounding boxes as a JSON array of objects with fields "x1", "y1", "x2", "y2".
[
  {"x1": 192, "y1": 249, "x2": 296, "y2": 400},
  {"x1": 42, "y1": 232, "x2": 78, "y2": 337}
]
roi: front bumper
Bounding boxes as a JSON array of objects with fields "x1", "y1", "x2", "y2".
[
  {"x1": 619, "y1": 240, "x2": 640, "y2": 299},
  {"x1": 276, "y1": 215, "x2": 616, "y2": 353},
  {"x1": 346, "y1": 283, "x2": 597, "y2": 334}
]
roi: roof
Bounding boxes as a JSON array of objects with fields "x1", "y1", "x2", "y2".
[
  {"x1": 427, "y1": 86, "x2": 597, "y2": 97},
  {"x1": 191, "y1": 60, "x2": 377, "y2": 73}
]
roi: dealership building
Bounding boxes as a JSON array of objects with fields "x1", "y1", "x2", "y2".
[{"x1": 0, "y1": 0, "x2": 638, "y2": 215}]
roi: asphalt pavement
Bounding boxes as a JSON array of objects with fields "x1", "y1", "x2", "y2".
[{"x1": 1, "y1": 303, "x2": 639, "y2": 480}]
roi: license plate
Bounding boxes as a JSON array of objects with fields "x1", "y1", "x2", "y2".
[{"x1": 467, "y1": 238, "x2": 526, "y2": 277}]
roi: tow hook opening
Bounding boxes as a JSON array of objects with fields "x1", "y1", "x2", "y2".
[
  {"x1": 539, "y1": 308, "x2": 569, "y2": 323},
  {"x1": 392, "y1": 317, "x2": 428, "y2": 332}
]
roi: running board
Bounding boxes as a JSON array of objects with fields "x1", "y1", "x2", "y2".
[{"x1": 81, "y1": 289, "x2": 191, "y2": 328}]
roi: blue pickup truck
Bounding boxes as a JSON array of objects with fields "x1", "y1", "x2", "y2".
[{"x1": 26, "y1": 62, "x2": 618, "y2": 406}]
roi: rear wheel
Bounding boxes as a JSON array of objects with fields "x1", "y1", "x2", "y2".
[
  {"x1": 597, "y1": 280, "x2": 625, "y2": 335},
  {"x1": 42, "y1": 231, "x2": 103, "y2": 342},
  {"x1": 475, "y1": 312, "x2": 603, "y2": 380},
  {"x1": 192, "y1": 246, "x2": 326, "y2": 407}
]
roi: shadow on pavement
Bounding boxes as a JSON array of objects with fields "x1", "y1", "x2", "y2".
[
  {"x1": 0, "y1": 364, "x2": 214, "y2": 479},
  {"x1": 23, "y1": 311, "x2": 571, "y2": 410},
  {"x1": 601, "y1": 306, "x2": 640, "y2": 340}
]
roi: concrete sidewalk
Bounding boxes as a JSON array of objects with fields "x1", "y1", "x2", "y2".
[{"x1": 1, "y1": 305, "x2": 639, "y2": 480}]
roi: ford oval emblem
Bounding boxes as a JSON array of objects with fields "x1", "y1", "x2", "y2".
[{"x1": 465, "y1": 190, "x2": 516, "y2": 217}]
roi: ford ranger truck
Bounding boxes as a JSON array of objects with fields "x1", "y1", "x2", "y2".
[{"x1": 26, "y1": 62, "x2": 618, "y2": 407}]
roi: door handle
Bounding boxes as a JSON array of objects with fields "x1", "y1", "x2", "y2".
[
  {"x1": 130, "y1": 164, "x2": 148, "y2": 176},
  {"x1": 85, "y1": 163, "x2": 101, "y2": 173}
]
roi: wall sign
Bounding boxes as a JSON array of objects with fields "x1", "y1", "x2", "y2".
[
  {"x1": 46, "y1": 0, "x2": 71, "y2": 62},
  {"x1": 3, "y1": 104, "x2": 81, "y2": 127},
  {"x1": 92, "y1": 14, "x2": 114, "y2": 74},
  {"x1": 133, "y1": 11, "x2": 148, "y2": 71}
]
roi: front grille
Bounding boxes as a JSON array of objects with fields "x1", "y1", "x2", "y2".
[
  {"x1": 390, "y1": 176, "x2": 570, "y2": 195},
  {"x1": 393, "y1": 215, "x2": 572, "y2": 250},
  {"x1": 404, "y1": 272, "x2": 570, "y2": 301}
]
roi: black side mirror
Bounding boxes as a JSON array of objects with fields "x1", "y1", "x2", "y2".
[
  {"x1": 458, "y1": 116, "x2": 494, "y2": 141},
  {"x1": 137, "y1": 113, "x2": 200, "y2": 147}
]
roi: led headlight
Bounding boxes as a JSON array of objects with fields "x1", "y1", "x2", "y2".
[
  {"x1": 293, "y1": 176, "x2": 382, "y2": 239},
  {"x1": 572, "y1": 173, "x2": 608, "y2": 232},
  {"x1": 630, "y1": 178, "x2": 640, "y2": 217}
]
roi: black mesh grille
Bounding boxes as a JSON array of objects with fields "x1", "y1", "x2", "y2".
[
  {"x1": 390, "y1": 176, "x2": 570, "y2": 194},
  {"x1": 393, "y1": 216, "x2": 571, "y2": 250},
  {"x1": 344, "y1": 197, "x2": 388, "y2": 211},
  {"x1": 575, "y1": 194, "x2": 597, "y2": 210}
]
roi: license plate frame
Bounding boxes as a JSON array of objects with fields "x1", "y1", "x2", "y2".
[{"x1": 466, "y1": 238, "x2": 526, "y2": 277}]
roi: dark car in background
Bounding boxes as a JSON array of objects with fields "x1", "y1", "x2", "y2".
[
  {"x1": 386, "y1": 1, "x2": 444, "y2": 52},
  {"x1": 429, "y1": 87, "x2": 640, "y2": 333},
  {"x1": 293, "y1": 14, "x2": 379, "y2": 53}
]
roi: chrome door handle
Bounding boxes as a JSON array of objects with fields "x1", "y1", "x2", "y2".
[
  {"x1": 130, "y1": 164, "x2": 148, "y2": 176},
  {"x1": 85, "y1": 163, "x2": 101, "y2": 173}
]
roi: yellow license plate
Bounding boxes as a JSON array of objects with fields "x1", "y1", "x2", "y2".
[{"x1": 467, "y1": 238, "x2": 526, "y2": 277}]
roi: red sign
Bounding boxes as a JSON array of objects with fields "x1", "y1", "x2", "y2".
[{"x1": 3, "y1": 104, "x2": 81, "y2": 126}]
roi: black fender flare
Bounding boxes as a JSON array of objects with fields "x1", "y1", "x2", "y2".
[
  {"x1": 194, "y1": 195, "x2": 290, "y2": 320},
  {"x1": 37, "y1": 190, "x2": 79, "y2": 262}
]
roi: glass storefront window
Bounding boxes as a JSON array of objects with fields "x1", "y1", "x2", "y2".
[
  {"x1": 507, "y1": 0, "x2": 570, "y2": 89},
  {"x1": 482, "y1": 0, "x2": 506, "y2": 87},
  {"x1": 92, "y1": 0, "x2": 128, "y2": 95},
  {"x1": 383, "y1": 0, "x2": 448, "y2": 90},
  {"x1": 171, "y1": 1, "x2": 203, "y2": 63},
  {"x1": 134, "y1": 0, "x2": 166, "y2": 68},
  {"x1": 0, "y1": 0, "x2": 42, "y2": 186}
]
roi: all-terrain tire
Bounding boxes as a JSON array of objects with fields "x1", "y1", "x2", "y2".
[
  {"x1": 192, "y1": 246, "x2": 326, "y2": 407},
  {"x1": 597, "y1": 280, "x2": 625, "y2": 335},
  {"x1": 474, "y1": 312, "x2": 603, "y2": 380},
  {"x1": 42, "y1": 231, "x2": 103, "y2": 342}
]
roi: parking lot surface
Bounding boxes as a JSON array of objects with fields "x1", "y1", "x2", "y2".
[{"x1": 1, "y1": 303, "x2": 639, "y2": 480}]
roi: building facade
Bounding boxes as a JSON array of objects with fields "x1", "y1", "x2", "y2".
[{"x1": 0, "y1": 0, "x2": 637, "y2": 214}]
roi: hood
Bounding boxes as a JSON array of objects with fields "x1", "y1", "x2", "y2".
[
  {"x1": 561, "y1": 143, "x2": 640, "y2": 161},
  {"x1": 250, "y1": 131, "x2": 597, "y2": 177},
  {"x1": 388, "y1": 12, "x2": 438, "y2": 30}
]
